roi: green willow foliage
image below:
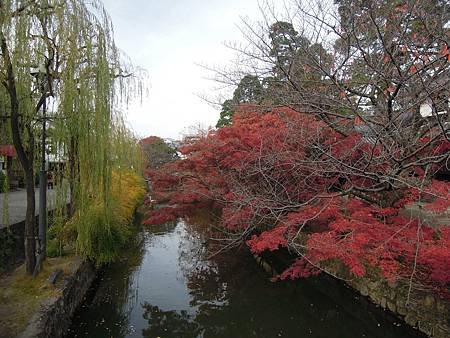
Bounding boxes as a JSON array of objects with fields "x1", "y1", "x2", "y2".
[
  {"x1": 0, "y1": 0, "x2": 146, "y2": 263},
  {"x1": 70, "y1": 122, "x2": 145, "y2": 264}
]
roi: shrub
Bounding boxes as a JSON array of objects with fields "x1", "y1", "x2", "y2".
[{"x1": 71, "y1": 170, "x2": 146, "y2": 264}]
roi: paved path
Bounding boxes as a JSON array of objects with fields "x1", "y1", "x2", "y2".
[{"x1": 0, "y1": 189, "x2": 59, "y2": 228}]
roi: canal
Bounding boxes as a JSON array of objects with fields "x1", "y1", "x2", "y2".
[{"x1": 66, "y1": 216, "x2": 424, "y2": 338}]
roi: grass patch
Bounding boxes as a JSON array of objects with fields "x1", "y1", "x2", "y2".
[{"x1": 0, "y1": 256, "x2": 81, "y2": 337}]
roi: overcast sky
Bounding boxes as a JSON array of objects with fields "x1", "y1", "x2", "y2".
[{"x1": 101, "y1": 0, "x2": 262, "y2": 140}]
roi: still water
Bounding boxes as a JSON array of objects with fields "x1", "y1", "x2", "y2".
[{"x1": 67, "y1": 218, "x2": 424, "y2": 338}]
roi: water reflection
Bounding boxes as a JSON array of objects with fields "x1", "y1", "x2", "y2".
[
  {"x1": 141, "y1": 304, "x2": 200, "y2": 338},
  {"x1": 67, "y1": 217, "x2": 425, "y2": 338}
]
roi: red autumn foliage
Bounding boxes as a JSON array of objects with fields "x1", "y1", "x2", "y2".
[
  {"x1": 247, "y1": 225, "x2": 290, "y2": 253},
  {"x1": 0, "y1": 144, "x2": 17, "y2": 157},
  {"x1": 277, "y1": 258, "x2": 322, "y2": 280},
  {"x1": 140, "y1": 135, "x2": 163, "y2": 146},
  {"x1": 145, "y1": 106, "x2": 450, "y2": 296}
]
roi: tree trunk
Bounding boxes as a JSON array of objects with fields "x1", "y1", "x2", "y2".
[
  {"x1": 1, "y1": 27, "x2": 36, "y2": 274},
  {"x1": 6, "y1": 156, "x2": 13, "y2": 187}
]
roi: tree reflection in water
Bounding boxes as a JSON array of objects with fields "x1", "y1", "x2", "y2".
[
  {"x1": 67, "y1": 216, "x2": 148, "y2": 338},
  {"x1": 171, "y1": 214, "x2": 426, "y2": 338},
  {"x1": 141, "y1": 303, "x2": 201, "y2": 338}
]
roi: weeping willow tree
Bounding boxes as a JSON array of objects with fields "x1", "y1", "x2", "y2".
[{"x1": 0, "y1": 0, "x2": 146, "y2": 274}]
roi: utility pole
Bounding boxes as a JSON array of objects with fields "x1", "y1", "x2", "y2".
[
  {"x1": 38, "y1": 91, "x2": 47, "y2": 262},
  {"x1": 31, "y1": 64, "x2": 48, "y2": 276}
]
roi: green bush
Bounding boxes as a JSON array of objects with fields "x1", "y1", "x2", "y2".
[
  {"x1": 46, "y1": 238, "x2": 63, "y2": 258},
  {"x1": 74, "y1": 201, "x2": 131, "y2": 265},
  {"x1": 46, "y1": 221, "x2": 65, "y2": 258}
]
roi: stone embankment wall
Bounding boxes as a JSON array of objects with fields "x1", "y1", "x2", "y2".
[
  {"x1": 1, "y1": 207, "x2": 69, "y2": 271},
  {"x1": 348, "y1": 272, "x2": 450, "y2": 338},
  {"x1": 18, "y1": 258, "x2": 97, "y2": 338},
  {"x1": 0, "y1": 221, "x2": 25, "y2": 271}
]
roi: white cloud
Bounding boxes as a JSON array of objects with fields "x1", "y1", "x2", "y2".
[{"x1": 101, "y1": 0, "x2": 261, "y2": 139}]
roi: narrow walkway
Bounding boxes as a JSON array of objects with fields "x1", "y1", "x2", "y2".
[{"x1": 0, "y1": 188, "x2": 59, "y2": 228}]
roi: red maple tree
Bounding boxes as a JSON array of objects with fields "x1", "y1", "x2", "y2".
[{"x1": 145, "y1": 106, "x2": 450, "y2": 297}]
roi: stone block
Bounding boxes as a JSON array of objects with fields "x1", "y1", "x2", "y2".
[
  {"x1": 424, "y1": 295, "x2": 435, "y2": 308},
  {"x1": 435, "y1": 327, "x2": 449, "y2": 338},
  {"x1": 48, "y1": 269, "x2": 63, "y2": 285},
  {"x1": 405, "y1": 313, "x2": 418, "y2": 327},
  {"x1": 418, "y1": 321, "x2": 434, "y2": 336},
  {"x1": 369, "y1": 291, "x2": 383, "y2": 305},
  {"x1": 360, "y1": 284, "x2": 369, "y2": 296},
  {"x1": 396, "y1": 299, "x2": 408, "y2": 316},
  {"x1": 436, "y1": 299, "x2": 447, "y2": 312},
  {"x1": 368, "y1": 281, "x2": 378, "y2": 291},
  {"x1": 387, "y1": 301, "x2": 397, "y2": 313}
]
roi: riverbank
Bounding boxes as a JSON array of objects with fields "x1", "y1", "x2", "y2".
[
  {"x1": 0, "y1": 209, "x2": 145, "y2": 338},
  {"x1": 0, "y1": 169, "x2": 146, "y2": 337},
  {"x1": 346, "y1": 268, "x2": 450, "y2": 338},
  {"x1": 0, "y1": 256, "x2": 96, "y2": 338}
]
